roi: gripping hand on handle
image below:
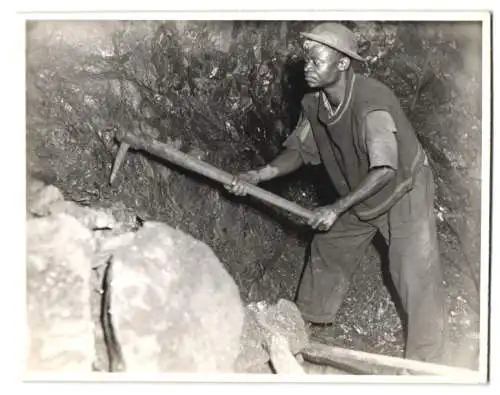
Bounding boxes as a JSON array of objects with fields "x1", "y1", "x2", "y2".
[
  {"x1": 225, "y1": 170, "x2": 261, "y2": 196},
  {"x1": 308, "y1": 205, "x2": 341, "y2": 232}
]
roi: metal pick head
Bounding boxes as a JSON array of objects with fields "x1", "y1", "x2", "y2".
[{"x1": 109, "y1": 141, "x2": 130, "y2": 185}]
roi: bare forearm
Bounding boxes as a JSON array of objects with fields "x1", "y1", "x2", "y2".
[
  {"x1": 334, "y1": 167, "x2": 396, "y2": 215},
  {"x1": 256, "y1": 149, "x2": 304, "y2": 182}
]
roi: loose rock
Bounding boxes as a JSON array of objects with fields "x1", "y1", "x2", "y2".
[
  {"x1": 109, "y1": 221, "x2": 245, "y2": 372},
  {"x1": 48, "y1": 200, "x2": 116, "y2": 230},
  {"x1": 28, "y1": 183, "x2": 65, "y2": 217},
  {"x1": 235, "y1": 299, "x2": 308, "y2": 372},
  {"x1": 26, "y1": 213, "x2": 95, "y2": 371}
]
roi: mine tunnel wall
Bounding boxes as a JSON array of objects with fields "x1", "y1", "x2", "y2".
[{"x1": 26, "y1": 21, "x2": 483, "y2": 362}]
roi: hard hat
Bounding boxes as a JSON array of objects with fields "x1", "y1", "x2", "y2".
[{"x1": 300, "y1": 22, "x2": 366, "y2": 61}]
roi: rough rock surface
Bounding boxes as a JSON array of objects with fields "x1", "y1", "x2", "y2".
[
  {"x1": 48, "y1": 201, "x2": 116, "y2": 230},
  {"x1": 27, "y1": 183, "x2": 64, "y2": 217},
  {"x1": 235, "y1": 299, "x2": 308, "y2": 372},
  {"x1": 26, "y1": 181, "x2": 249, "y2": 373},
  {"x1": 26, "y1": 212, "x2": 96, "y2": 371},
  {"x1": 109, "y1": 221, "x2": 245, "y2": 372},
  {"x1": 26, "y1": 180, "x2": 124, "y2": 372},
  {"x1": 27, "y1": 181, "x2": 320, "y2": 374}
]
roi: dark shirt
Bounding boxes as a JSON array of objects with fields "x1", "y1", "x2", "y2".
[{"x1": 284, "y1": 107, "x2": 398, "y2": 171}]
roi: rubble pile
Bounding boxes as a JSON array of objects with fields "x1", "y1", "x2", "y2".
[{"x1": 26, "y1": 180, "x2": 310, "y2": 373}]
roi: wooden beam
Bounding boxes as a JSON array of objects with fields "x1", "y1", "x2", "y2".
[{"x1": 301, "y1": 341, "x2": 481, "y2": 377}]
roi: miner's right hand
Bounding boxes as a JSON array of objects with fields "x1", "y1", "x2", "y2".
[{"x1": 225, "y1": 170, "x2": 261, "y2": 196}]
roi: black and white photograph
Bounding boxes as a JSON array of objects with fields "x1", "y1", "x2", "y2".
[{"x1": 20, "y1": 8, "x2": 492, "y2": 385}]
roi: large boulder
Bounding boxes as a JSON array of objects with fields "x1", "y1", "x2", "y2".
[
  {"x1": 26, "y1": 212, "x2": 96, "y2": 371},
  {"x1": 108, "y1": 221, "x2": 245, "y2": 372}
]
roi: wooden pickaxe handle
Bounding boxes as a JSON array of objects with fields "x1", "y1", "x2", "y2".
[
  {"x1": 112, "y1": 130, "x2": 316, "y2": 222},
  {"x1": 302, "y1": 341, "x2": 481, "y2": 377}
]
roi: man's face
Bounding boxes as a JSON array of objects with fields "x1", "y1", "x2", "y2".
[{"x1": 303, "y1": 41, "x2": 342, "y2": 88}]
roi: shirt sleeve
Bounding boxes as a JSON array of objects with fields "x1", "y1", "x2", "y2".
[
  {"x1": 282, "y1": 111, "x2": 321, "y2": 166},
  {"x1": 364, "y1": 110, "x2": 399, "y2": 170}
]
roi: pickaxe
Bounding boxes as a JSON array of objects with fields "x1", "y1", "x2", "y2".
[{"x1": 109, "y1": 130, "x2": 315, "y2": 222}]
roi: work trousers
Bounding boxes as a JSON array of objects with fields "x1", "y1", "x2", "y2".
[{"x1": 295, "y1": 163, "x2": 447, "y2": 363}]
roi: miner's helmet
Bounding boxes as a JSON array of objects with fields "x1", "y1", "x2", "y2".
[{"x1": 300, "y1": 22, "x2": 366, "y2": 62}]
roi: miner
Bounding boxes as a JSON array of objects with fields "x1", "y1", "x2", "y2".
[{"x1": 226, "y1": 22, "x2": 447, "y2": 363}]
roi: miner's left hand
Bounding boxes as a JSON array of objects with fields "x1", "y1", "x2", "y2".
[{"x1": 308, "y1": 205, "x2": 341, "y2": 231}]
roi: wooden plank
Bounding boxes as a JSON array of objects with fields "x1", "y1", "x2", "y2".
[{"x1": 302, "y1": 341, "x2": 481, "y2": 377}]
